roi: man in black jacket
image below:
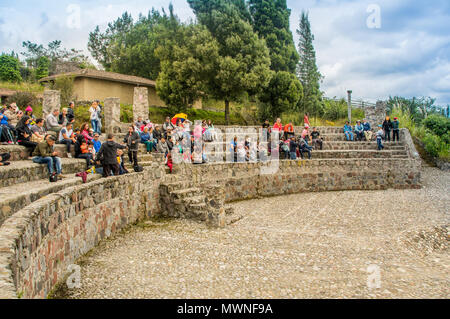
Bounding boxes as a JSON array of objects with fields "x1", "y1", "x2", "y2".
[
  {"x1": 124, "y1": 125, "x2": 140, "y2": 167},
  {"x1": 95, "y1": 133, "x2": 127, "y2": 177}
]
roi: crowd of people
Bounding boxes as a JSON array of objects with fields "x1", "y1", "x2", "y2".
[{"x1": 1, "y1": 102, "x2": 402, "y2": 181}]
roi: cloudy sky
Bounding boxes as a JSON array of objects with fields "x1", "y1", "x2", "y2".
[{"x1": 1, "y1": 0, "x2": 449, "y2": 106}]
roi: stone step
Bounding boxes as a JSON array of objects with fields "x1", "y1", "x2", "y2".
[
  {"x1": 160, "y1": 181, "x2": 195, "y2": 193},
  {"x1": 0, "y1": 174, "x2": 101, "y2": 227},
  {"x1": 0, "y1": 158, "x2": 87, "y2": 188},
  {"x1": 171, "y1": 188, "x2": 202, "y2": 199},
  {"x1": 183, "y1": 195, "x2": 206, "y2": 205}
]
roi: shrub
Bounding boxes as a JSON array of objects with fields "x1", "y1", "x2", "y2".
[
  {"x1": 422, "y1": 115, "x2": 450, "y2": 137},
  {"x1": 6, "y1": 91, "x2": 38, "y2": 108},
  {"x1": 51, "y1": 75, "x2": 75, "y2": 107},
  {"x1": 0, "y1": 54, "x2": 22, "y2": 83}
]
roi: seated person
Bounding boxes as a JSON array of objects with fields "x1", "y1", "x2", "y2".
[
  {"x1": 279, "y1": 137, "x2": 290, "y2": 159},
  {"x1": 117, "y1": 149, "x2": 129, "y2": 175},
  {"x1": 16, "y1": 115, "x2": 38, "y2": 158},
  {"x1": 46, "y1": 109, "x2": 63, "y2": 135},
  {"x1": 343, "y1": 122, "x2": 354, "y2": 141},
  {"x1": 310, "y1": 127, "x2": 323, "y2": 150},
  {"x1": 0, "y1": 109, "x2": 16, "y2": 144},
  {"x1": 31, "y1": 118, "x2": 47, "y2": 143},
  {"x1": 289, "y1": 137, "x2": 299, "y2": 160},
  {"x1": 363, "y1": 119, "x2": 372, "y2": 141},
  {"x1": 156, "y1": 137, "x2": 169, "y2": 157},
  {"x1": 32, "y1": 136, "x2": 63, "y2": 179},
  {"x1": 75, "y1": 139, "x2": 94, "y2": 170},
  {"x1": 58, "y1": 123, "x2": 76, "y2": 158},
  {"x1": 0, "y1": 152, "x2": 11, "y2": 166},
  {"x1": 140, "y1": 126, "x2": 157, "y2": 154},
  {"x1": 93, "y1": 133, "x2": 102, "y2": 154},
  {"x1": 354, "y1": 120, "x2": 364, "y2": 141},
  {"x1": 299, "y1": 137, "x2": 313, "y2": 159}
]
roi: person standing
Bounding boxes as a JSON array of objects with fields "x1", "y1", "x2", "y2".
[
  {"x1": 124, "y1": 125, "x2": 140, "y2": 167},
  {"x1": 89, "y1": 101, "x2": 102, "y2": 135},
  {"x1": 376, "y1": 125, "x2": 385, "y2": 150},
  {"x1": 67, "y1": 102, "x2": 76, "y2": 123},
  {"x1": 382, "y1": 116, "x2": 393, "y2": 142},
  {"x1": 95, "y1": 133, "x2": 127, "y2": 177},
  {"x1": 392, "y1": 117, "x2": 400, "y2": 142},
  {"x1": 304, "y1": 112, "x2": 310, "y2": 127}
]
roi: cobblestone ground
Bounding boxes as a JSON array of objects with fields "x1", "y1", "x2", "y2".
[{"x1": 67, "y1": 167, "x2": 449, "y2": 299}]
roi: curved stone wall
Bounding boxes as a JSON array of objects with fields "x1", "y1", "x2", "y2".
[{"x1": 0, "y1": 166, "x2": 163, "y2": 299}]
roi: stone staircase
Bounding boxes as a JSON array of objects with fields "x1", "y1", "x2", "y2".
[{"x1": 159, "y1": 178, "x2": 241, "y2": 227}]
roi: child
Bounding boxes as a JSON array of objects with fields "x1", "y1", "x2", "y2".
[
  {"x1": 117, "y1": 149, "x2": 129, "y2": 175},
  {"x1": 166, "y1": 152, "x2": 173, "y2": 173},
  {"x1": 376, "y1": 125, "x2": 385, "y2": 150}
]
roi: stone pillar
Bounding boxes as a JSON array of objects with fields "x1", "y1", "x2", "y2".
[
  {"x1": 104, "y1": 97, "x2": 122, "y2": 134},
  {"x1": 43, "y1": 90, "x2": 60, "y2": 118},
  {"x1": 133, "y1": 87, "x2": 149, "y2": 122},
  {"x1": 365, "y1": 101, "x2": 387, "y2": 127},
  {"x1": 347, "y1": 90, "x2": 352, "y2": 124}
]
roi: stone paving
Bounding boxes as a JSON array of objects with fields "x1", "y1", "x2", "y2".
[{"x1": 65, "y1": 167, "x2": 449, "y2": 299}]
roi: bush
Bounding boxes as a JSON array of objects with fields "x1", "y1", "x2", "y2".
[
  {"x1": 422, "y1": 132, "x2": 449, "y2": 160},
  {"x1": 422, "y1": 115, "x2": 450, "y2": 137},
  {"x1": 0, "y1": 54, "x2": 22, "y2": 83},
  {"x1": 6, "y1": 91, "x2": 38, "y2": 108},
  {"x1": 51, "y1": 75, "x2": 75, "y2": 107}
]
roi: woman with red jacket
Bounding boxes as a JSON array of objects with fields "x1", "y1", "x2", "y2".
[{"x1": 80, "y1": 123, "x2": 93, "y2": 143}]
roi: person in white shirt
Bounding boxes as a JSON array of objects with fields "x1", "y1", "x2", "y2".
[{"x1": 89, "y1": 101, "x2": 102, "y2": 135}]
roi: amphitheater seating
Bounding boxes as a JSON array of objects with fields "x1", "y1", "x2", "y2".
[{"x1": 0, "y1": 126, "x2": 414, "y2": 230}]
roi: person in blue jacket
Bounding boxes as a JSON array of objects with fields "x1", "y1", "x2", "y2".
[{"x1": 343, "y1": 121, "x2": 354, "y2": 141}]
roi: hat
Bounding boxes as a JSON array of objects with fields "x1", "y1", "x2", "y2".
[
  {"x1": 305, "y1": 124, "x2": 310, "y2": 128},
  {"x1": 357, "y1": 120, "x2": 361, "y2": 122},
  {"x1": 394, "y1": 117, "x2": 398, "y2": 120},
  {"x1": 25, "y1": 106, "x2": 33, "y2": 112},
  {"x1": 378, "y1": 124, "x2": 382, "y2": 127}
]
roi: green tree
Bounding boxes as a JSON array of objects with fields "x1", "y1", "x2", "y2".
[
  {"x1": 21, "y1": 40, "x2": 91, "y2": 75},
  {"x1": 156, "y1": 24, "x2": 220, "y2": 109},
  {"x1": 88, "y1": 9, "x2": 176, "y2": 80},
  {"x1": 0, "y1": 53, "x2": 23, "y2": 83},
  {"x1": 249, "y1": 0, "x2": 299, "y2": 73},
  {"x1": 258, "y1": 71, "x2": 303, "y2": 119},
  {"x1": 296, "y1": 11, "x2": 323, "y2": 117},
  {"x1": 188, "y1": 0, "x2": 272, "y2": 123},
  {"x1": 36, "y1": 56, "x2": 50, "y2": 80}
]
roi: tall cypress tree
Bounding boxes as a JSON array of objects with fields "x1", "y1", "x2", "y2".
[
  {"x1": 296, "y1": 11, "x2": 323, "y2": 117},
  {"x1": 188, "y1": 0, "x2": 272, "y2": 124},
  {"x1": 249, "y1": 0, "x2": 299, "y2": 73}
]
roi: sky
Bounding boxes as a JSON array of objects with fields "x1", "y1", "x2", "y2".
[{"x1": 1, "y1": 0, "x2": 449, "y2": 106}]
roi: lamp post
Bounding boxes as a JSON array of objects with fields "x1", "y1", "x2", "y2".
[{"x1": 347, "y1": 90, "x2": 352, "y2": 124}]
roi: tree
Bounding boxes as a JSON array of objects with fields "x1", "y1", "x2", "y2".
[
  {"x1": 258, "y1": 71, "x2": 303, "y2": 119},
  {"x1": 296, "y1": 11, "x2": 323, "y2": 117},
  {"x1": 21, "y1": 40, "x2": 91, "y2": 75},
  {"x1": 88, "y1": 8, "x2": 177, "y2": 80},
  {"x1": 0, "y1": 53, "x2": 22, "y2": 83},
  {"x1": 156, "y1": 24, "x2": 220, "y2": 109},
  {"x1": 36, "y1": 56, "x2": 50, "y2": 80},
  {"x1": 249, "y1": 0, "x2": 299, "y2": 73},
  {"x1": 188, "y1": 0, "x2": 272, "y2": 123}
]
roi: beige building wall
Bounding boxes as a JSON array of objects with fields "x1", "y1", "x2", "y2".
[{"x1": 72, "y1": 77, "x2": 167, "y2": 107}]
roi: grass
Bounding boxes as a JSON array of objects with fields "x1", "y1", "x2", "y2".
[{"x1": 0, "y1": 81, "x2": 44, "y2": 93}]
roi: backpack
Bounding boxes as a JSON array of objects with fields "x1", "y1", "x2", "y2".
[
  {"x1": 134, "y1": 165, "x2": 144, "y2": 173},
  {"x1": 49, "y1": 173, "x2": 58, "y2": 183}
]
